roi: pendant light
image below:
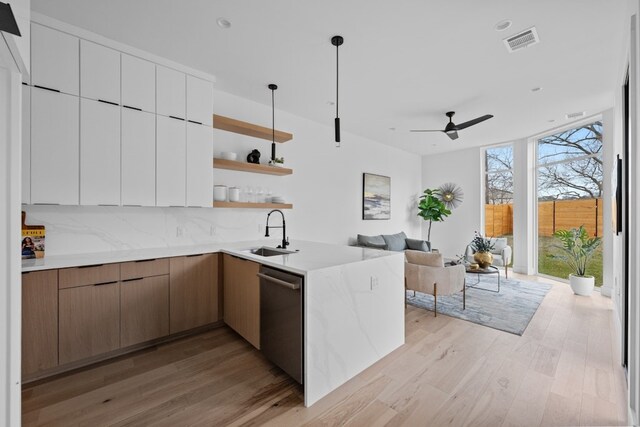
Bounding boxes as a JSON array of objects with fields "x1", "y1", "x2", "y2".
[
  {"x1": 268, "y1": 83, "x2": 278, "y2": 162},
  {"x1": 331, "y1": 35, "x2": 344, "y2": 147}
]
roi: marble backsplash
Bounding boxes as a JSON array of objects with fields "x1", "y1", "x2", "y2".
[{"x1": 22, "y1": 205, "x2": 271, "y2": 256}]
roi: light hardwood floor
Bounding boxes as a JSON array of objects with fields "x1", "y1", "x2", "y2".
[{"x1": 22, "y1": 273, "x2": 628, "y2": 426}]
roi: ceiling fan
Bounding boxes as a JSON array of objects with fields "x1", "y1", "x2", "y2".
[{"x1": 411, "y1": 111, "x2": 494, "y2": 140}]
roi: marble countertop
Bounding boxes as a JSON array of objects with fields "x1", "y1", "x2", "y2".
[{"x1": 21, "y1": 240, "x2": 400, "y2": 275}]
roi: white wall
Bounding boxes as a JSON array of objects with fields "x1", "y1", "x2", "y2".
[
  {"x1": 23, "y1": 88, "x2": 422, "y2": 255},
  {"x1": 1, "y1": 2, "x2": 29, "y2": 424},
  {"x1": 421, "y1": 147, "x2": 482, "y2": 258}
]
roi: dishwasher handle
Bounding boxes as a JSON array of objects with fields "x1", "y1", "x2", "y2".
[{"x1": 257, "y1": 272, "x2": 301, "y2": 290}]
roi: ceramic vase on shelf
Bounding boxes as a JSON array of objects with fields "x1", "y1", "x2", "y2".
[{"x1": 474, "y1": 251, "x2": 493, "y2": 269}]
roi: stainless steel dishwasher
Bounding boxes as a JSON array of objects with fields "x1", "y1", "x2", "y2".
[{"x1": 257, "y1": 266, "x2": 303, "y2": 384}]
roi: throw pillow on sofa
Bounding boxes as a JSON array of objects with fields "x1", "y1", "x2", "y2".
[
  {"x1": 357, "y1": 234, "x2": 388, "y2": 250},
  {"x1": 382, "y1": 232, "x2": 408, "y2": 251},
  {"x1": 406, "y1": 238, "x2": 431, "y2": 252}
]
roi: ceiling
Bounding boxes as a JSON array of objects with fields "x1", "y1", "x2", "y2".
[{"x1": 32, "y1": 0, "x2": 629, "y2": 155}]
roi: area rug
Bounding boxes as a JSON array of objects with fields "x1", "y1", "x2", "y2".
[{"x1": 406, "y1": 274, "x2": 552, "y2": 335}]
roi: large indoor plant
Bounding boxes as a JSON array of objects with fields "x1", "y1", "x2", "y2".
[
  {"x1": 417, "y1": 188, "x2": 451, "y2": 242},
  {"x1": 553, "y1": 225, "x2": 602, "y2": 296},
  {"x1": 470, "y1": 231, "x2": 495, "y2": 269}
]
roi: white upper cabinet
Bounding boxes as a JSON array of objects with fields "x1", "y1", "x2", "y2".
[
  {"x1": 186, "y1": 75, "x2": 213, "y2": 127},
  {"x1": 156, "y1": 116, "x2": 186, "y2": 207},
  {"x1": 31, "y1": 88, "x2": 79, "y2": 205},
  {"x1": 122, "y1": 108, "x2": 156, "y2": 206},
  {"x1": 186, "y1": 123, "x2": 213, "y2": 207},
  {"x1": 122, "y1": 54, "x2": 155, "y2": 113},
  {"x1": 31, "y1": 23, "x2": 79, "y2": 95},
  {"x1": 80, "y1": 99, "x2": 121, "y2": 205},
  {"x1": 80, "y1": 40, "x2": 121, "y2": 104},
  {"x1": 22, "y1": 85, "x2": 30, "y2": 204},
  {"x1": 157, "y1": 66, "x2": 186, "y2": 119}
]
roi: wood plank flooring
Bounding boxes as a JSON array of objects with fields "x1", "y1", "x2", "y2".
[{"x1": 22, "y1": 273, "x2": 628, "y2": 426}]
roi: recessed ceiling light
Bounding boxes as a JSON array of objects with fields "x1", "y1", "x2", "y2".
[
  {"x1": 432, "y1": 144, "x2": 437, "y2": 147},
  {"x1": 327, "y1": 101, "x2": 335, "y2": 106},
  {"x1": 216, "y1": 18, "x2": 231, "y2": 29},
  {"x1": 531, "y1": 87, "x2": 543, "y2": 92},
  {"x1": 548, "y1": 119, "x2": 555, "y2": 123},
  {"x1": 495, "y1": 19, "x2": 512, "y2": 31},
  {"x1": 389, "y1": 127, "x2": 396, "y2": 131},
  {"x1": 566, "y1": 111, "x2": 586, "y2": 119}
]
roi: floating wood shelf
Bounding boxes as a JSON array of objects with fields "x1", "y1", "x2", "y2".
[
  {"x1": 213, "y1": 114, "x2": 293, "y2": 143},
  {"x1": 213, "y1": 158, "x2": 293, "y2": 176},
  {"x1": 213, "y1": 201, "x2": 293, "y2": 209}
]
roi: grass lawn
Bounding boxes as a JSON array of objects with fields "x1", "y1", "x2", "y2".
[{"x1": 538, "y1": 235, "x2": 603, "y2": 287}]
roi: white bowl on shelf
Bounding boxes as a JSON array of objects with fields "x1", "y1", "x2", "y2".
[{"x1": 220, "y1": 152, "x2": 238, "y2": 161}]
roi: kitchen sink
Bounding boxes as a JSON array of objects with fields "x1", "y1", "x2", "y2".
[{"x1": 243, "y1": 246, "x2": 297, "y2": 257}]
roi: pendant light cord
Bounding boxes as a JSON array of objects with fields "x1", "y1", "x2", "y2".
[
  {"x1": 336, "y1": 43, "x2": 339, "y2": 119},
  {"x1": 272, "y1": 89, "x2": 275, "y2": 145}
]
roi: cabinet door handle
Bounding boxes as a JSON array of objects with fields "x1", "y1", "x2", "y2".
[
  {"x1": 187, "y1": 120, "x2": 202, "y2": 125},
  {"x1": 93, "y1": 280, "x2": 118, "y2": 287},
  {"x1": 122, "y1": 277, "x2": 143, "y2": 283},
  {"x1": 134, "y1": 259, "x2": 157, "y2": 263},
  {"x1": 33, "y1": 85, "x2": 60, "y2": 93},
  {"x1": 186, "y1": 254, "x2": 204, "y2": 258},
  {"x1": 169, "y1": 115, "x2": 185, "y2": 121},
  {"x1": 256, "y1": 273, "x2": 300, "y2": 290},
  {"x1": 98, "y1": 99, "x2": 119, "y2": 106},
  {"x1": 78, "y1": 264, "x2": 104, "y2": 269},
  {"x1": 123, "y1": 105, "x2": 142, "y2": 111}
]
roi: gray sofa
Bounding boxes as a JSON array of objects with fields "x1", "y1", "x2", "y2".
[{"x1": 356, "y1": 232, "x2": 431, "y2": 252}]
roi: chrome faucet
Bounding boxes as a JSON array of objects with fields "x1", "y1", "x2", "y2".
[{"x1": 265, "y1": 209, "x2": 289, "y2": 249}]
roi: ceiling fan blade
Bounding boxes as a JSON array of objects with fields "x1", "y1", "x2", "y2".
[
  {"x1": 410, "y1": 129, "x2": 444, "y2": 133},
  {"x1": 447, "y1": 131, "x2": 459, "y2": 140},
  {"x1": 455, "y1": 114, "x2": 493, "y2": 130}
]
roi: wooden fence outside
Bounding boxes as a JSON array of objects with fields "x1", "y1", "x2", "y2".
[{"x1": 485, "y1": 198, "x2": 603, "y2": 237}]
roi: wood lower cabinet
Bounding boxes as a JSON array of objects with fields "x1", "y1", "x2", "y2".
[
  {"x1": 223, "y1": 254, "x2": 260, "y2": 349},
  {"x1": 22, "y1": 270, "x2": 58, "y2": 377},
  {"x1": 121, "y1": 275, "x2": 169, "y2": 347},
  {"x1": 59, "y1": 282, "x2": 120, "y2": 365},
  {"x1": 169, "y1": 254, "x2": 219, "y2": 334}
]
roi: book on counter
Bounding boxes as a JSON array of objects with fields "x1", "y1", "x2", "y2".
[{"x1": 21, "y1": 211, "x2": 45, "y2": 259}]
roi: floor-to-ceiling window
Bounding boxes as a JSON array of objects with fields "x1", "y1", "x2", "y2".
[
  {"x1": 484, "y1": 145, "x2": 514, "y2": 250},
  {"x1": 536, "y1": 121, "x2": 604, "y2": 286}
]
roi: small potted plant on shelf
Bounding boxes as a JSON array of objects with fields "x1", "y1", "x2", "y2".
[
  {"x1": 470, "y1": 231, "x2": 494, "y2": 269},
  {"x1": 269, "y1": 157, "x2": 285, "y2": 167},
  {"x1": 553, "y1": 225, "x2": 602, "y2": 296}
]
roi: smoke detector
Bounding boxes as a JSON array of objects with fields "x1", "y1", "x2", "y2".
[
  {"x1": 504, "y1": 27, "x2": 540, "y2": 52},
  {"x1": 566, "y1": 111, "x2": 586, "y2": 120}
]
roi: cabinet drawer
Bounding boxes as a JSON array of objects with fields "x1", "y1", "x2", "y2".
[
  {"x1": 121, "y1": 258, "x2": 169, "y2": 280},
  {"x1": 59, "y1": 263, "x2": 120, "y2": 289}
]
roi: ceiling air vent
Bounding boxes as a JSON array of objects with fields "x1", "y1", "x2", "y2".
[
  {"x1": 503, "y1": 27, "x2": 540, "y2": 52},
  {"x1": 566, "y1": 111, "x2": 586, "y2": 120}
]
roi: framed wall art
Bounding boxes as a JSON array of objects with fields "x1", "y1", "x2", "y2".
[{"x1": 362, "y1": 173, "x2": 390, "y2": 220}]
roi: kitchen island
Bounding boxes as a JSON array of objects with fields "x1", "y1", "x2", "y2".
[{"x1": 22, "y1": 240, "x2": 405, "y2": 407}]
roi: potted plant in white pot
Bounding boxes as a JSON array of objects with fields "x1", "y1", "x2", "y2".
[{"x1": 553, "y1": 225, "x2": 602, "y2": 296}]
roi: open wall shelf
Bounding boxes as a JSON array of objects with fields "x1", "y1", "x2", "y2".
[
  {"x1": 213, "y1": 201, "x2": 293, "y2": 209},
  {"x1": 213, "y1": 158, "x2": 293, "y2": 176},
  {"x1": 213, "y1": 114, "x2": 293, "y2": 143}
]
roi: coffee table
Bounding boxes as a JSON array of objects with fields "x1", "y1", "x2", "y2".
[{"x1": 465, "y1": 265, "x2": 500, "y2": 293}]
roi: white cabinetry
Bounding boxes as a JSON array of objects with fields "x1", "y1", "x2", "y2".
[
  {"x1": 186, "y1": 123, "x2": 213, "y2": 207},
  {"x1": 80, "y1": 40, "x2": 120, "y2": 104},
  {"x1": 31, "y1": 88, "x2": 79, "y2": 205},
  {"x1": 157, "y1": 66, "x2": 185, "y2": 119},
  {"x1": 156, "y1": 116, "x2": 186, "y2": 207},
  {"x1": 122, "y1": 54, "x2": 155, "y2": 113},
  {"x1": 122, "y1": 108, "x2": 156, "y2": 206},
  {"x1": 22, "y1": 85, "x2": 30, "y2": 204},
  {"x1": 80, "y1": 99, "x2": 121, "y2": 205},
  {"x1": 186, "y1": 75, "x2": 213, "y2": 126},
  {"x1": 31, "y1": 23, "x2": 79, "y2": 95}
]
